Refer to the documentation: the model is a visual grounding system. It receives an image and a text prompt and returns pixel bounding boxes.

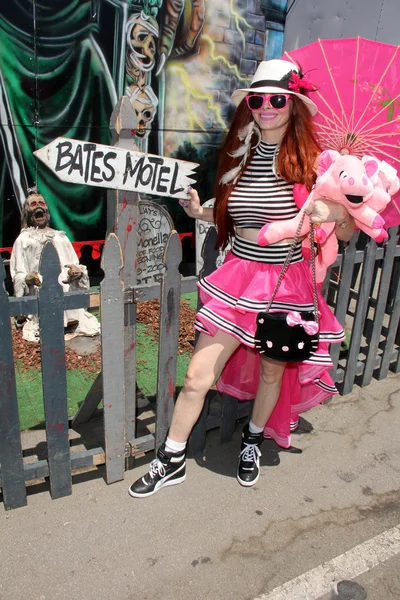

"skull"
[129,85,159,140]
[126,12,159,73]
[22,193,50,229]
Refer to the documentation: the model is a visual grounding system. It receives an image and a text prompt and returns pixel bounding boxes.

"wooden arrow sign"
[34,137,198,199]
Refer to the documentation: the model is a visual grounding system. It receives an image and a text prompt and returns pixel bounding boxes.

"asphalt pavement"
[1,373,400,600]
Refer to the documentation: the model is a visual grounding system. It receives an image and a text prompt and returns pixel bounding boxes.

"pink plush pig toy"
[258,150,390,246]
[257,150,396,283]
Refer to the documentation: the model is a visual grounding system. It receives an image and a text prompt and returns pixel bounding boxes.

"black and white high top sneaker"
[128,444,186,498]
[237,424,263,487]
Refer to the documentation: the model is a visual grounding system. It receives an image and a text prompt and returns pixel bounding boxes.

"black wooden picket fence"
[1,226,400,510]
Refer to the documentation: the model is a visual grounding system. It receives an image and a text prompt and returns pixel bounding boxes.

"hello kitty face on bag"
[254,311,319,363]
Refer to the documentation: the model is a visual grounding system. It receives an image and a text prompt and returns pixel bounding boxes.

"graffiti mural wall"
[0,0,269,247]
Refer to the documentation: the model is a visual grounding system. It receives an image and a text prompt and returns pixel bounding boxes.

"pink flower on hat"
[288,71,314,94]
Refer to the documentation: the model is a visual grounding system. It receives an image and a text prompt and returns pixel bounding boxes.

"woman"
[129,59,354,498]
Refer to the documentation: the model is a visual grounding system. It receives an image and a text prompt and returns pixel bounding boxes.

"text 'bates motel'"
[34,138,198,200]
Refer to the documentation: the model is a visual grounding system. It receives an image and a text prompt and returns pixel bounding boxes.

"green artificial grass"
[16,368,99,431]
[181,291,198,310]
[136,292,197,397]
[16,292,198,431]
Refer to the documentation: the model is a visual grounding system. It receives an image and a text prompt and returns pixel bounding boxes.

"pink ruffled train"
[194,251,345,448]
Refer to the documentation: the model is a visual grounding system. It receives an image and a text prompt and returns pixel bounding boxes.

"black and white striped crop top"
[227,141,303,264]
[227,141,298,227]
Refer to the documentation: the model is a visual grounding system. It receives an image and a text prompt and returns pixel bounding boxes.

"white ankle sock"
[248,421,264,434]
[165,437,187,454]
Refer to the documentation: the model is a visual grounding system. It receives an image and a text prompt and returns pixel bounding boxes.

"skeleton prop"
[11,194,100,342]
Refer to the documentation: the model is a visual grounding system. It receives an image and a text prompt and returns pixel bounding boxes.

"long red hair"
[213,96,321,250]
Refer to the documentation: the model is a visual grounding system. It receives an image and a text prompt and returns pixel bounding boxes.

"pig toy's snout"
[342,174,372,204]
[349,177,369,186]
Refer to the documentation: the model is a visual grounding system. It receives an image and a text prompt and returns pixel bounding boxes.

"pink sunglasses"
[245,93,291,111]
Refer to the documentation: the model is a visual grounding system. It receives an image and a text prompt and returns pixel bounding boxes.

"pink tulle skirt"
[195,251,345,448]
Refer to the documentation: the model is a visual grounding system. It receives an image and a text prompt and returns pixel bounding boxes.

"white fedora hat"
[231,59,318,116]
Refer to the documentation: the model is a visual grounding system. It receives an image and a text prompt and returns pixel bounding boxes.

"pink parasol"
[284,37,400,227]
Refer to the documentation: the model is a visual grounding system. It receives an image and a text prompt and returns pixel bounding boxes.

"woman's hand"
[178,188,215,222]
[305,198,355,241]
[178,187,204,219]
[305,198,348,224]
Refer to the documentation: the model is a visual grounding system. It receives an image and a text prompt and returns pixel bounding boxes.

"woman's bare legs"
[169,342,285,442]
[130,336,287,495]
[128,330,241,497]
[169,340,285,442]
[168,330,241,442]
[251,356,286,427]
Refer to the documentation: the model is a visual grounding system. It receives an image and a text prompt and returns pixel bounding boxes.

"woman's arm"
[178,188,215,222]
[334,214,356,241]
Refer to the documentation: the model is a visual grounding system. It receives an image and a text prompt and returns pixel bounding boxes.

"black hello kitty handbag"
[255,210,320,362]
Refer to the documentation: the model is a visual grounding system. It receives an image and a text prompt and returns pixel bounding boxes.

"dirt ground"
[12,298,196,373]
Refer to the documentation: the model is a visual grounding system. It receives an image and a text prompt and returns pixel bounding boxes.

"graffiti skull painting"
[0,0,270,246]
[128,85,159,139]
[126,12,159,73]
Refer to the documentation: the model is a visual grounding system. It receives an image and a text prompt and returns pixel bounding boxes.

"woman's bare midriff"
[235,227,295,245]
